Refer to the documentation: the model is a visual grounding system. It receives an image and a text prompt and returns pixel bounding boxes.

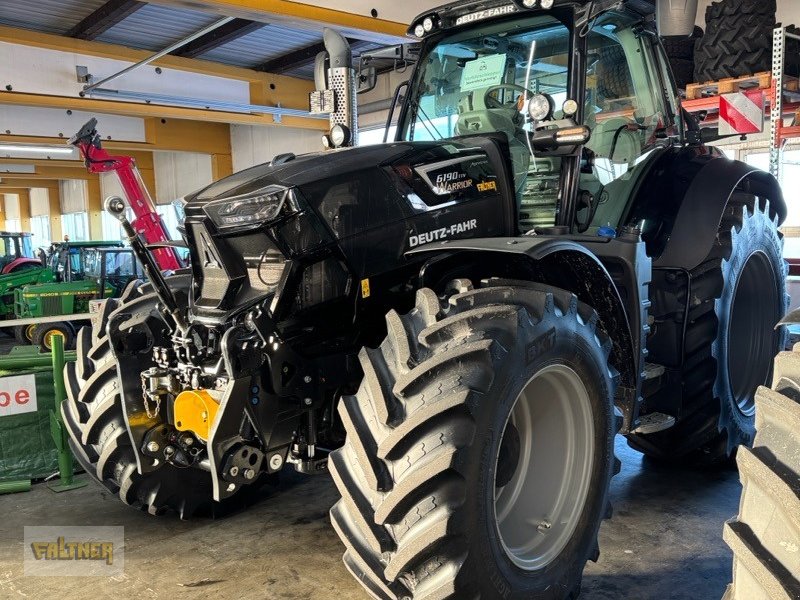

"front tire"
[330,280,619,599]
[33,322,75,351]
[62,277,249,517]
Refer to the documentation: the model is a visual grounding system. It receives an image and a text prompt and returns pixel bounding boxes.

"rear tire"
[724,345,800,599]
[330,280,619,599]
[14,324,35,345]
[62,277,250,517]
[628,195,787,465]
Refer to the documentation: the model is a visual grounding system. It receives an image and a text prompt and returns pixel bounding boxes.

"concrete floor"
[0,438,739,600]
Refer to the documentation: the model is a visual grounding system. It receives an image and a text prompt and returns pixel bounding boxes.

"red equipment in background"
[68,119,182,271]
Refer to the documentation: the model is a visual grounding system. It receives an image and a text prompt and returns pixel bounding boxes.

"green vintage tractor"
[14,245,141,350]
[5,241,125,344]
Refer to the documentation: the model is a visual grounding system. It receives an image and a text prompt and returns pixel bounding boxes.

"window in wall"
[156,204,181,239]
[30,215,51,245]
[62,213,89,241]
[358,126,398,146]
[101,207,133,242]
[746,150,800,257]
[5,219,20,233]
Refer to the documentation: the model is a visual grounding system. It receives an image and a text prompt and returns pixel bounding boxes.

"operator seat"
[454,88,531,204]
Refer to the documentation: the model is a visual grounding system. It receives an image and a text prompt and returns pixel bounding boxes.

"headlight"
[528,93,554,121]
[203,185,290,231]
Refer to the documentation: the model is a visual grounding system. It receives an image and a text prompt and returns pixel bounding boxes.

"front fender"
[409,235,646,432]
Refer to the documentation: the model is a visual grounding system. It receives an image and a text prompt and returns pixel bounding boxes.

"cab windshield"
[402,11,676,232]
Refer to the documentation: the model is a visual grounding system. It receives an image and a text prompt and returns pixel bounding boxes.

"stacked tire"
[661,26,703,91]
[724,345,800,599]
[694,0,776,83]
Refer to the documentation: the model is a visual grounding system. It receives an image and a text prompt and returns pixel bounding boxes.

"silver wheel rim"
[494,364,595,571]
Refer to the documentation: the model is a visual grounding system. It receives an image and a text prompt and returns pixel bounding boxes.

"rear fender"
[653,156,786,270]
[2,258,42,274]
[411,236,645,432]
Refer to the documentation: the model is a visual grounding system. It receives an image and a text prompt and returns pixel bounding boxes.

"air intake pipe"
[309,28,358,148]
[656,0,698,37]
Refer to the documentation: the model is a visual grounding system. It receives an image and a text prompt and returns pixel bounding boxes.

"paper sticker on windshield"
[461,54,506,92]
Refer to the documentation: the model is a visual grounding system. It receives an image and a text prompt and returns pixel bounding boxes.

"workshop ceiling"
[0,0,386,79]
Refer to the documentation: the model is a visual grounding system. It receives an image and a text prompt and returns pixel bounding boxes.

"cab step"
[632,412,676,435]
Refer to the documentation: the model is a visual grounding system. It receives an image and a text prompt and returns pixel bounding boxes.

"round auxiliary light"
[528,93,554,122]
[562,98,579,117]
[321,134,333,149]
[330,124,351,148]
[522,0,537,7]
[540,0,554,8]
[423,16,435,32]
[414,23,426,37]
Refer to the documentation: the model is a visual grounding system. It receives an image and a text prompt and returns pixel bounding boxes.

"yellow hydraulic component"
[173,389,220,442]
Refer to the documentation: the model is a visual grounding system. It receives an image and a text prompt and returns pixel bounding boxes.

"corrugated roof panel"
[0,0,107,35]
[94,3,219,51]
[200,24,322,69]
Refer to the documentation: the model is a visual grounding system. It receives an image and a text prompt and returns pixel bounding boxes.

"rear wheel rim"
[24,324,36,341]
[727,250,781,416]
[494,364,595,571]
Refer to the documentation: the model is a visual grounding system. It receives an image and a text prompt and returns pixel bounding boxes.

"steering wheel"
[483,84,535,110]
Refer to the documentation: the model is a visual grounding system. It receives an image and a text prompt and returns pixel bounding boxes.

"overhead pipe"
[83,16,235,93]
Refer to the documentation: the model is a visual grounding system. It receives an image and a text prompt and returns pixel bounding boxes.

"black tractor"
[63,0,788,598]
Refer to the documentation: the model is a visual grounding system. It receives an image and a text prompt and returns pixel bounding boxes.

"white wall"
[59,179,87,214]
[3,194,19,220]
[29,188,49,217]
[153,151,213,203]
[230,125,323,172]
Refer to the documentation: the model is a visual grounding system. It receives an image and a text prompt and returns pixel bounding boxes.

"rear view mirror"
[357,66,378,94]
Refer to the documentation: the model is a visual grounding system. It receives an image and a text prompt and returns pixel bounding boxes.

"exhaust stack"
[656,0,698,37]
[309,28,358,148]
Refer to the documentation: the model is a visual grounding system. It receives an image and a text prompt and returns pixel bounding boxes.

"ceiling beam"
[171,18,266,58]
[144,0,406,40]
[258,38,372,74]
[65,0,146,40]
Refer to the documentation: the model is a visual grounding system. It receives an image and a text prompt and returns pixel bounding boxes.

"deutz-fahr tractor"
[16,244,140,350]
[63,0,788,598]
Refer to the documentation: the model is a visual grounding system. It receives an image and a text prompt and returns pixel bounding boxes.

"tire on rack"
[33,322,75,351]
[61,275,249,517]
[723,345,800,599]
[694,13,775,82]
[628,194,788,465]
[669,58,696,91]
[329,279,620,600]
[661,26,703,61]
[705,0,776,21]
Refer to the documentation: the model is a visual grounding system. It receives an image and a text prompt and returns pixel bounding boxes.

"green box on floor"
[0,347,75,481]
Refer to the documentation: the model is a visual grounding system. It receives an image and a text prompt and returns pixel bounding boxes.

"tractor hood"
[181,137,517,323]
[0,267,48,294]
[185,143,422,208]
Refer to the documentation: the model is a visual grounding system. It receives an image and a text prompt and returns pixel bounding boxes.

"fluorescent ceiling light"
[0,144,75,155]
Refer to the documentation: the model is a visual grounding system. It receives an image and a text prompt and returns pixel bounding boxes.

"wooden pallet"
[685,71,772,100]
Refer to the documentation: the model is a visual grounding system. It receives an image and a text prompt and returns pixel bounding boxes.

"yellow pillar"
[0,194,6,230]
[211,153,233,179]
[17,189,31,233]
[86,177,102,240]
[46,183,62,242]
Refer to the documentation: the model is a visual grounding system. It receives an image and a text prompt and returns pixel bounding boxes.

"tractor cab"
[0,232,40,274]
[399,0,682,235]
[47,240,124,283]
[83,247,141,299]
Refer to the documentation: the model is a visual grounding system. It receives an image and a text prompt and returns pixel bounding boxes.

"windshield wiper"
[409,96,444,140]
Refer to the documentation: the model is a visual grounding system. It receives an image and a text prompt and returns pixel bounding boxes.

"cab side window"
[580,19,674,230]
